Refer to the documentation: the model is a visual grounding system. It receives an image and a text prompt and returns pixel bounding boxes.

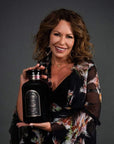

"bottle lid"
[26,69,40,80]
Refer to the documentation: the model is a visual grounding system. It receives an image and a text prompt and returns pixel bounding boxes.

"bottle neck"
[27,69,41,80]
[30,73,40,80]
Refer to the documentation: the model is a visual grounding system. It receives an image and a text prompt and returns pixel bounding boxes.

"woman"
[9,9,102,144]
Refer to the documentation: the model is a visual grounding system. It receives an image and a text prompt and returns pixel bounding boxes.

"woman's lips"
[55,46,67,53]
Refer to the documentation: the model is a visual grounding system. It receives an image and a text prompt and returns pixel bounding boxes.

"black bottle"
[22,69,50,123]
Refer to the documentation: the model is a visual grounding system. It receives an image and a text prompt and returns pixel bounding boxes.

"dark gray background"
[0,0,114,143]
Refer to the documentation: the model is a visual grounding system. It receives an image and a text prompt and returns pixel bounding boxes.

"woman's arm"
[16,122,52,132]
[85,63,102,121]
[16,83,23,121]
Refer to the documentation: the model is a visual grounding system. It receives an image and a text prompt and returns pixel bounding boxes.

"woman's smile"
[55,46,67,53]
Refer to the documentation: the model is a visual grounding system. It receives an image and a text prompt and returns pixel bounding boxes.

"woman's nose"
[59,36,66,45]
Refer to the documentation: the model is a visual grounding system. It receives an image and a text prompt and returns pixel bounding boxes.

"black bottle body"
[22,79,50,123]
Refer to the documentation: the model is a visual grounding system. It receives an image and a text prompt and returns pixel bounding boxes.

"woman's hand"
[20,63,47,87]
[16,122,29,127]
[16,122,52,132]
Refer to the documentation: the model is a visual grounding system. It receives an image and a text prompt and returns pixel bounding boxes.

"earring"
[46,46,51,56]
[69,49,74,62]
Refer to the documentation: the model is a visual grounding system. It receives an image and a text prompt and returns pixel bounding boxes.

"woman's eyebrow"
[53,30,73,35]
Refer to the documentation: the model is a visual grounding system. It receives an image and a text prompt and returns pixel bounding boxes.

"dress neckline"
[52,70,74,92]
[47,61,76,92]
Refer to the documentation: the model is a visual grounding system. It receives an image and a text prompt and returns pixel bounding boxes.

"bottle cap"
[26,69,40,80]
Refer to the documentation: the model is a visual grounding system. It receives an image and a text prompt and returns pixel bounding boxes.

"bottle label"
[25,90,41,117]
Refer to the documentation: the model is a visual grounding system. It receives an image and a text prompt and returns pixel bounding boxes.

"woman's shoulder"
[71,60,97,78]
[74,60,95,71]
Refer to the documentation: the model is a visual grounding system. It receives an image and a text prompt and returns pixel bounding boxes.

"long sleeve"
[84,63,102,123]
[50,61,102,144]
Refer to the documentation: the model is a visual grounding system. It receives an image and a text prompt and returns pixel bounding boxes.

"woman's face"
[49,20,75,61]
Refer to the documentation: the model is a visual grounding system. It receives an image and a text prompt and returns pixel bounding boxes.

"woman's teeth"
[56,47,66,51]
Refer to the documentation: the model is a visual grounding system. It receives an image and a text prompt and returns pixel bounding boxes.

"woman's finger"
[21,64,39,78]
[23,64,40,73]
[16,122,29,128]
[39,65,45,70]
[41,74,48,79]
[21,63,47,82]
[23,63,45,74]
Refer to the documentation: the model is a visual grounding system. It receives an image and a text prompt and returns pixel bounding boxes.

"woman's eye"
[53,33,60,36]
[67,35,74,39]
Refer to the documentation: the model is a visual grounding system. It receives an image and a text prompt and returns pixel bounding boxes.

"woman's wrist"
[29,122,52,132]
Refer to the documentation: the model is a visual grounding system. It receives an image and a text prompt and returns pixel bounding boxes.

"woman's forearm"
[17,121,52,132]
[16,84,23,121]
[30,122,52,132]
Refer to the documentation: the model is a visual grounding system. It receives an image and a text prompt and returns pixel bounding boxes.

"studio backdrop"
[0,0,114,143]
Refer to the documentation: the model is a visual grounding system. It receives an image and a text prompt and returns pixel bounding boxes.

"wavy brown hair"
[33,8,93,62]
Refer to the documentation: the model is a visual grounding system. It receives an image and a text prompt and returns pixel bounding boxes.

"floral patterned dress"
[9,60,101,144]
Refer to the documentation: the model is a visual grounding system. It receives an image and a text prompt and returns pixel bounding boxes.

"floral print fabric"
[9,61,101,144]
[51,61,101,144]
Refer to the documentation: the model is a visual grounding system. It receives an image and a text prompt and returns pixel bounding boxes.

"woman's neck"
[51,56,71,67]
